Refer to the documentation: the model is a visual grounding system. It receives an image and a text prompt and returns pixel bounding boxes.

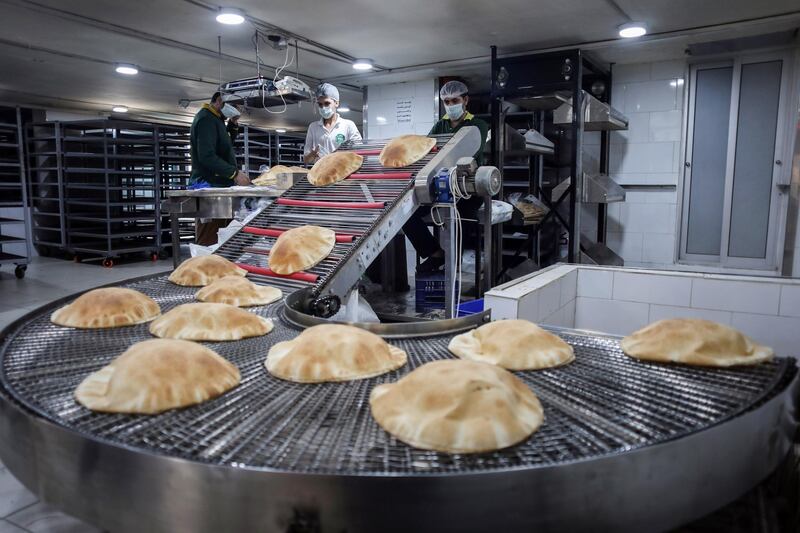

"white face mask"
[221,103,240,119]
[445,102,464,120]
[319,105,335,119]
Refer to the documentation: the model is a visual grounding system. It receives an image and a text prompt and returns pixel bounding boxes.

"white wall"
[364,79,437,139]
[589,59,687,268]
[486,264,800,358]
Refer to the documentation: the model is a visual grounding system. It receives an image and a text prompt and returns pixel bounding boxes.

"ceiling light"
[275,128,286,133]
[216,7,245,25]
[618,22,647,38]
[112,106,128,113]
[352,58,374,71]
[670,78,685,87]
[115,63,139,75]
[338,106,350,113]
[376,116,387,124]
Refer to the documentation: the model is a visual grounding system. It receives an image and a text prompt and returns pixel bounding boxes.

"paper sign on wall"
[395,98,413,124]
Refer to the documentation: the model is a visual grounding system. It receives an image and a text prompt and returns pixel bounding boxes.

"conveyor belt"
[215,135,452,295]
[0,274,792,474]
[0,274,797,533]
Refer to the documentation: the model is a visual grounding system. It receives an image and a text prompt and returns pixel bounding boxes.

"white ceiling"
[0,0,797,130]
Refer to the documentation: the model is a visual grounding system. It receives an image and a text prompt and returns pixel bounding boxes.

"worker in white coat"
[303,83,362,164]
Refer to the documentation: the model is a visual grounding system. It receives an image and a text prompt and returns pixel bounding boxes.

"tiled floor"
[0,257,171,532]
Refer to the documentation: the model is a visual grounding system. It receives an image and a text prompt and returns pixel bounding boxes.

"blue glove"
[188,180,211,190]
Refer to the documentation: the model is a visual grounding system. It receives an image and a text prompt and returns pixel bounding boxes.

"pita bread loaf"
[370,360,543,453]
[196,276,282,307]
[307,151,363,186]
[448,319,574,370]
[621,318,773,367]
[379,135,436,168]
[149,303,273,341]
[289,166,308,173]
[51,288,160,329]
[268,225,335,275]
[75,339,240,414]
[168,255,246,287]
[266,324,407,383]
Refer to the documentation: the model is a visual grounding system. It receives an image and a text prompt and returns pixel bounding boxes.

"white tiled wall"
[486,264,577,328]
[486,264,800,358]
[364,79,437,139]
[588,59,686,268]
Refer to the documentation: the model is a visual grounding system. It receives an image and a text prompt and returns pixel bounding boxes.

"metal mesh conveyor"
[0,274,794,473]
[0,273,797,532]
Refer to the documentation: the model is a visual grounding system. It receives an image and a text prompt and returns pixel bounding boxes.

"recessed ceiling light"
[112,106,128,113]
[376,116,387,124]
[618,22,647,38]
[352,58,374,71]
[216,7,245,25]
[115,63,139,75]
[338,106,350,113]
[275,128,286,133]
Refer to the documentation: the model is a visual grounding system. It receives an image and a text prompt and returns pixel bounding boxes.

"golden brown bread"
[369,359,544,453]
[75,339,240,414]
[621,318,773,367]
[195,276,282,307]
[448,319,574,370]
[51,287,160,329]
[149,303,273,341]
[307,151,363,186]
[268,225,335,275]
[168,255,246,287]
[265,324,407,382]
[379,135,436,168]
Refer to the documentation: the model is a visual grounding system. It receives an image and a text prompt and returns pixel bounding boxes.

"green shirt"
[189,104,238,187]
[429,112,488,165]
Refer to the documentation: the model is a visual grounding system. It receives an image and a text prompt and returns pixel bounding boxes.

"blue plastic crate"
[457,298,484,317]
[415,272,458,313]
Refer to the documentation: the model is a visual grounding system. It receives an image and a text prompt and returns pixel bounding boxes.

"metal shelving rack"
[26,119,167,266]
[490,47,616,276]
[0,106,31,278]
[273,133,305,166]
[234,125,272,177]
[26,121,65,256]
[155,124,193,253]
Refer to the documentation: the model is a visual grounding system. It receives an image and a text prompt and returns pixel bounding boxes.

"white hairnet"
[315,83,340,102]
[439,80,468,99]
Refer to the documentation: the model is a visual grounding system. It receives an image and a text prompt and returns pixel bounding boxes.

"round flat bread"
[307,151,363,186]
[266,324,407,383]
[379,135,436,168]
[149,303,273,341]
[621,318,773,367]
[51,287,160,329]
[448,319,574,370]
[370,359,544,453]
[168,255,246,287]
[289,166,308,173]
[268,225,335,275]
[75,339,240,414]
[196,276,282,307]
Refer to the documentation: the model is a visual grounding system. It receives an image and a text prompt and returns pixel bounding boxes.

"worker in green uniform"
[189,91,250,245]
[403,80,488,273]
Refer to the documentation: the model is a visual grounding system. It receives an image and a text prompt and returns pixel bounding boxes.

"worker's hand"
[234,170,251,186]
[304,145,320,164]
